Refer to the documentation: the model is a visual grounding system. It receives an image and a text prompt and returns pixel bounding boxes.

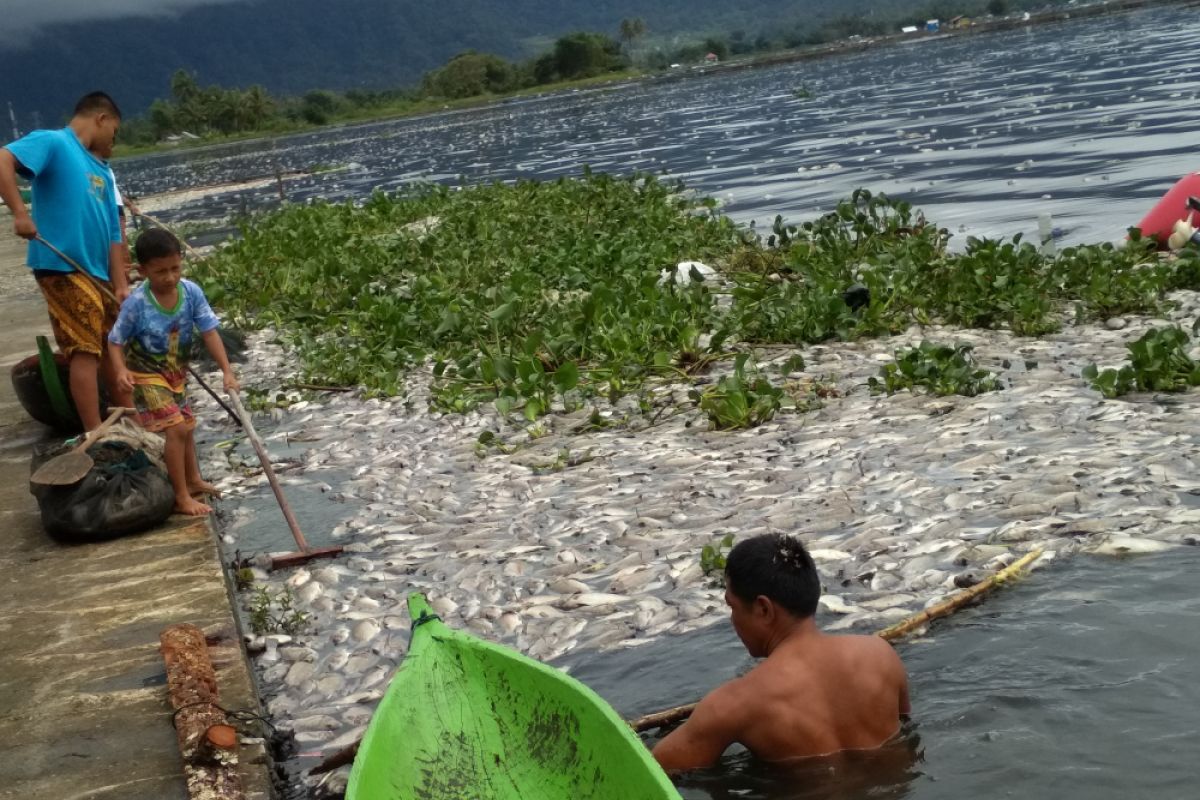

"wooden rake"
[226,388,342,569]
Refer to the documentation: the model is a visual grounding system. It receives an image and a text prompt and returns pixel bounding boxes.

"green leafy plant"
[700,533,736,584]
[1083,326,1200,398]
[869,341,1004,397]
[196,173,738,418]
[693,354,785,429]
[248,586,310,636]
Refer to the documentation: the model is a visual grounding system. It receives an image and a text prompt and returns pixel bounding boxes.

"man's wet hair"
[725,533,820,618]
[73,91,122,120]
[135,228,182,265]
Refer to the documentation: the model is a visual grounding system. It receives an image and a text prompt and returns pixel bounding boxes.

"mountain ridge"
[3,0,827,125]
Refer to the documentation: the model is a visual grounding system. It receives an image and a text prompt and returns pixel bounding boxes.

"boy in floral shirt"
[108,228,238,515]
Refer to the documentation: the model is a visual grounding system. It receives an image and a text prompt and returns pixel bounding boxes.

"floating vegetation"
[248,586,311,636]
[191,175,1200,421]
[1083,325,1200,398]
[700,533,736,584]
[869,341,1005,397]
[196,172,740,415]
[693,353,785,429]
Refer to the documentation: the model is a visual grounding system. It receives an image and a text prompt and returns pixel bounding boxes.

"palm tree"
[242,85,275,129]
[618,17,647,62]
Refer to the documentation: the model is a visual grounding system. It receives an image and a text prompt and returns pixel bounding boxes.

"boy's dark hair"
[725,533,820,618]
[135,228,182,265]
[73,91,122,120]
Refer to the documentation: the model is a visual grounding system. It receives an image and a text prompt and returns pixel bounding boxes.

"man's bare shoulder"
[703,670,758,709]
[827,632,901,653]
[824,633,906,676]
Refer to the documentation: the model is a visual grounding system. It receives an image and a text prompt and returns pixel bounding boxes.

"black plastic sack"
[31,440,175,542]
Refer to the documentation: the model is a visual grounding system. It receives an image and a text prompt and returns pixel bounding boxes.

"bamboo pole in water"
[628,548,1044,733]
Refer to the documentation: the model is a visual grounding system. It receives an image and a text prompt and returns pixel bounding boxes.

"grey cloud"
[0,0,248,46]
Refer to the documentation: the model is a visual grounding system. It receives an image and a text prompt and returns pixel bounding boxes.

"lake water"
[119,9,1200,247]
[560,551,1200,800]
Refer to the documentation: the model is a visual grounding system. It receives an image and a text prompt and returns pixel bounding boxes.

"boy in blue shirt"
[0,91,132,430]
[109,229,239,516]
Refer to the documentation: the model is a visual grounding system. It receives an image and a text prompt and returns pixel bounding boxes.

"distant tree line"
[641,0,1021,59]
[116,0,1048,146]
[422,31,627,99]
[118,28,631,145]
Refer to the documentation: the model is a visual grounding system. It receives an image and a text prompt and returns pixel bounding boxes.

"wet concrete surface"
[0,211,274,799]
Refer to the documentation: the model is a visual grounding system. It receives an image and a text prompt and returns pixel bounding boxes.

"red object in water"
[1135,172,1200,247]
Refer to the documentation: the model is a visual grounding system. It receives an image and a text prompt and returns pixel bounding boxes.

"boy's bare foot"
[175,495,212,516]
[188,480,221,499]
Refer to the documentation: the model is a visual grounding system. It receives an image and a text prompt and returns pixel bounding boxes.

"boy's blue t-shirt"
[4,127,122,281]
[108,279,221,388]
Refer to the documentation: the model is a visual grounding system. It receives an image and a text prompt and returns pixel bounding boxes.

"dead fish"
[431,596,459,617]
[818,594,861,615]
[558,592,630,609]
[296,582,325,605]
[351,619,381,643]
[1088,535,1175,557]
[808,548,853,562]
[523,605,565,619]
[549,578,590,595]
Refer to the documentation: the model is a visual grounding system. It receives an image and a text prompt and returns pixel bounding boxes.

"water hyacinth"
[191,176,1200,422]
[195,173,739,414]
[1083,325,1200,398]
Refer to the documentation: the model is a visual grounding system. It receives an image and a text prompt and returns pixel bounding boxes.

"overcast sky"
[0,0,248,45]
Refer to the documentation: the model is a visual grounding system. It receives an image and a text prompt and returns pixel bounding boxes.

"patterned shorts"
[35,272,119,358]
[133,381,195,433]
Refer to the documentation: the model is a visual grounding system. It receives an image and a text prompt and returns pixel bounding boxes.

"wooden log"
[628,548,1045,733]
[160,623,246,799]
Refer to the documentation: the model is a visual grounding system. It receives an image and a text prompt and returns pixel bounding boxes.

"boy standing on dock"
[108,228,238,516]
[0,91,133,429]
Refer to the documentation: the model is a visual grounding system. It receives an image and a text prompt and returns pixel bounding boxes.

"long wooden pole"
[133,210,204,258]
[227,388,311,551]
[628,548,1044,733]
[226,388,342,569]
[311,548,1045,774]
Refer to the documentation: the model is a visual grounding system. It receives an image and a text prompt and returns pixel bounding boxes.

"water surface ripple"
[561,551,1200,800]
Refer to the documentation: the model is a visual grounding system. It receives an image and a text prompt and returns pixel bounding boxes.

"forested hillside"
[1,0,993,124]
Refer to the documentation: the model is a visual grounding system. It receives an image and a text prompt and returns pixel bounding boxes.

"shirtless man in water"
[652,533,910,772]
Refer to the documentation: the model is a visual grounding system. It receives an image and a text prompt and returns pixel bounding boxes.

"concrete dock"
[0,212,273,799]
